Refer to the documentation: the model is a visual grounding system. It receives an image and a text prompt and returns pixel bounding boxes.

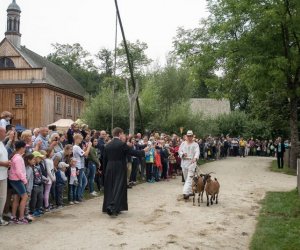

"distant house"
[190,98,231,117]
[0,0,85,129]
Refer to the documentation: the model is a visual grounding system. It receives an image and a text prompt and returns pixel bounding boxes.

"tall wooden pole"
[111,10,118,133]
[114,0,144,132]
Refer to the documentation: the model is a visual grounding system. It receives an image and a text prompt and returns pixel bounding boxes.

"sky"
[0,0,209,65]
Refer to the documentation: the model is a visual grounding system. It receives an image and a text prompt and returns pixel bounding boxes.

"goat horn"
[207,172,216,175]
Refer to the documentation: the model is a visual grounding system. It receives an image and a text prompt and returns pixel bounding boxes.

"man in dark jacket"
[275,137,285,168]
[102,127,148,217]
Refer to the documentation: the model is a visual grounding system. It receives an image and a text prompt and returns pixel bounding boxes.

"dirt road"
[0,157,296,250]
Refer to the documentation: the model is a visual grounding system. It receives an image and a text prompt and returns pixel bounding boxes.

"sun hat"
[58,162,69,169]
[32,151,45,158]
[186,130,193,136]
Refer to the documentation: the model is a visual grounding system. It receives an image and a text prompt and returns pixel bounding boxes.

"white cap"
[58,162,69,169]
[187,130,193,136]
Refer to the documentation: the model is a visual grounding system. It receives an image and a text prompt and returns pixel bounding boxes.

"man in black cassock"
[102,127,147,216]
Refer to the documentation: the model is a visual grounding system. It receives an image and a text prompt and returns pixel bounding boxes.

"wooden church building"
[0,0,85,129]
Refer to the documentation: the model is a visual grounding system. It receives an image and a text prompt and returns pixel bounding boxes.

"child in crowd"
[24,153,35,222]
[145,142,155,183]
[55,162,68,208]
[30,151,48,217]
[153,146,162,182]
[66,158,79,205]
[161,144,170,180]
[8,141,28,224]
[44,148,56,211]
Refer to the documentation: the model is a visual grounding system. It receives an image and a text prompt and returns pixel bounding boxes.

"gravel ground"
[0,157,296,250]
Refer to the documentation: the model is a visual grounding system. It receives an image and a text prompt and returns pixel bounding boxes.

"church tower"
[5,0,21,48]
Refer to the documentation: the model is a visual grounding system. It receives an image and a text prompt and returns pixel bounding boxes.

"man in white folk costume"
[179,130,200,199]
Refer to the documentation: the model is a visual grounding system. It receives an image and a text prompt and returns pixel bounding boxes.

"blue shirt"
[33,135,49,150]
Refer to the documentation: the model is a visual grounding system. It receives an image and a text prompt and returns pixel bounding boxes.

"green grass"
[197,159,213,165]
[270,160,296,176]
[250,190,300,250]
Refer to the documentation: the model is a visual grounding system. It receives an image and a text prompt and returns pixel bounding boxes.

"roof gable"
[0,38,85,98]
[0,38,20,57]
[0,38,31,68]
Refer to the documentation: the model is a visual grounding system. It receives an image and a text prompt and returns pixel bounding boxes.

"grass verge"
[198,159,213,165]
[270,160,296,176]
[250,189,300,250]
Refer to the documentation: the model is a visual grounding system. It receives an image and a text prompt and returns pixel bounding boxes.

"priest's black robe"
[102,138,145,214]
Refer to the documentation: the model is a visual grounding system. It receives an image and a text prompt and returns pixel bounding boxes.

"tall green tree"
[173,0,300,168]
[95,48,114,77]
[117,40,152,77]
[47,43,103,95]
[209,0,300,168]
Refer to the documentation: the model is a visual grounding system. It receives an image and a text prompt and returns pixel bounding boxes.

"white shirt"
[44,158,56,184]
[73,145,85,169]
[0,119,9,129]
[178,141,200,168]
[0,141,8,180]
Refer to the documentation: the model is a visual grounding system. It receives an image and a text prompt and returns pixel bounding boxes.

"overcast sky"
[0,0,208,65]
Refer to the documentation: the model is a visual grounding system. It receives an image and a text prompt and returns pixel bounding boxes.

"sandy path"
[0,157,296,250]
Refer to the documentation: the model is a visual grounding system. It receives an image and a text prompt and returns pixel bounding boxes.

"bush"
[83,87,129,131]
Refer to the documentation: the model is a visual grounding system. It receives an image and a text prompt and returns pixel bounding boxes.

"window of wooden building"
[55,95,62,114]
[14,93,24,108]
[0,57,15,68]
[67,98,72,116]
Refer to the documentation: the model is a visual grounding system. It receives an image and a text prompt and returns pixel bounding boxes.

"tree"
[47,43,103,95]
[208,0,300,168]
[173,25,251,110]
[117,40,152,77]
[95,48,114,77]
[47,43,92,71]
[83,86,128,130]
[173,0,300,168]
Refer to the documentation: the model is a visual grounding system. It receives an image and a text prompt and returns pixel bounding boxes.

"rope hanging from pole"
[114,0,144,132]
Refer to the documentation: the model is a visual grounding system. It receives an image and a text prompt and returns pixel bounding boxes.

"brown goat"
[191,174,206,206]
[205,175,220,206]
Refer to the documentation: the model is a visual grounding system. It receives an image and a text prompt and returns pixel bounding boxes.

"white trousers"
[182,162,196,195]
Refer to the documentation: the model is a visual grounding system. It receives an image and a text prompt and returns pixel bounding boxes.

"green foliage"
[172,0,300,148]
[117,40,152,77]
[215,111,271,139]
[83,87,128,131]
[250,190,300,250]
[47,43,103,95]
[95,48,114,77]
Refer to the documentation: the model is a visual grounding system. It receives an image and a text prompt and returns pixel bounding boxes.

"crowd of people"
[197,136,289,160]
[0,112,288,225]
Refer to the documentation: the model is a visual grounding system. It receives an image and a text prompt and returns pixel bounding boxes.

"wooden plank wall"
[0,69,43,80]
[41,88,83,127]
[0,86,84,129]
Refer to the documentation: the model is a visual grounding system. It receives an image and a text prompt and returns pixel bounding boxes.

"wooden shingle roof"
[16,46,85,98]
